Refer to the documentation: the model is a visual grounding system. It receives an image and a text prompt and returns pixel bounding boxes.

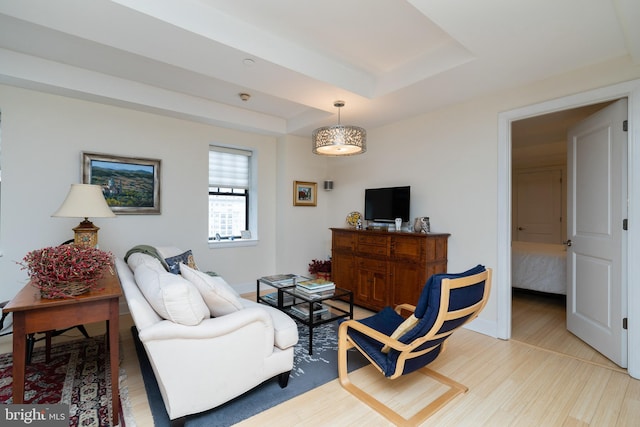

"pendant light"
[312,101,366,156]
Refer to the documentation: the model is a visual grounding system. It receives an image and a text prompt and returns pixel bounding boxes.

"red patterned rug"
[0,335,130,426]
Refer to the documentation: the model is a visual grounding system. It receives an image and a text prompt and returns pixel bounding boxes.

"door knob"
[563,240,572,246]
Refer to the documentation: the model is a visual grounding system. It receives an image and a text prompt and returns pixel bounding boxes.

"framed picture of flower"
[293,181,317,206]
[82,152,161,214]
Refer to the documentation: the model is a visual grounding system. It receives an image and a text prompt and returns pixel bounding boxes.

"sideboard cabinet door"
[332,230,356,293]
[355,257,388,311]
[390,261,425,308]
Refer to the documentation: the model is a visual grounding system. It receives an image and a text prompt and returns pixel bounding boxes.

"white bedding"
[511,241,567,295]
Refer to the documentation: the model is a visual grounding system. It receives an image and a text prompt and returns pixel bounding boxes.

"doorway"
[495,78,640,379]
[510,102,617,364]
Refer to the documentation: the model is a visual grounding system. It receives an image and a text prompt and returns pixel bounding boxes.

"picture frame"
[82,152,161,214]
[293,181,317,206]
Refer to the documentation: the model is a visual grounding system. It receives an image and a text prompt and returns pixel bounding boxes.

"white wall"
[275,134,332,277]
[322,56,640,337]
[0,85,278,301]
[325,101,500,329]
[1,56,639,339]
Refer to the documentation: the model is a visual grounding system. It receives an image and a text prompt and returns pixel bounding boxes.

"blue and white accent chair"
[338,265,492,426]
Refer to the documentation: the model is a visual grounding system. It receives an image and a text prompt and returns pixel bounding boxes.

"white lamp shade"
[52,184,116,218]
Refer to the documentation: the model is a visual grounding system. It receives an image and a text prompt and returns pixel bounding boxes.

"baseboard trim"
[464,317,498,339]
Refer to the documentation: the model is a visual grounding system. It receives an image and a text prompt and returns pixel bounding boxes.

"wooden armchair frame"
[338,269,492,426]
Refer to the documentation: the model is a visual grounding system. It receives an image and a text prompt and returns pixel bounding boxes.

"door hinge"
[623,120,628,132]
[623,218,628,230]
[623,317,628,330]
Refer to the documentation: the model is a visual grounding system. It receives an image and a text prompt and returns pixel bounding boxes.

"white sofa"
[115,247,299,421]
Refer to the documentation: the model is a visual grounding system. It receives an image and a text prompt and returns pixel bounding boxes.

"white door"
[566,99,628,367]
[515,169,563,243]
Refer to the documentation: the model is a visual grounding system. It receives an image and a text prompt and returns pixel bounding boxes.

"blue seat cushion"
[342,306,404,375]
[399,265,486,345]
[414,264,486,319]
[344,306,443,377]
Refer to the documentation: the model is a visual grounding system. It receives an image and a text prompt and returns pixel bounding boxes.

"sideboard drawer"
[391,235,425,262]
[357,234,388,246]
[357,234,389,256]
[357,257,387,273]
[357,244,389,256]
[333,231,355,251]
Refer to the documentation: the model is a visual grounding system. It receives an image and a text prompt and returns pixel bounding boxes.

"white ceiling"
[0,0,638,137]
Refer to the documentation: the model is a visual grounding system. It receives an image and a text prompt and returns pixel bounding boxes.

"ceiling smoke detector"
[239,93,251,101]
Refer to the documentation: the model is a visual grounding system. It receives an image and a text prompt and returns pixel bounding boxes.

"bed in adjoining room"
[511,241,567,295]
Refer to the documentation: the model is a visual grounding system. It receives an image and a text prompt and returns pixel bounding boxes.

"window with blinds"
[208,146,251,240]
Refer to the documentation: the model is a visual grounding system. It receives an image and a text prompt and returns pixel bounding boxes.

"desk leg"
[109,299,120,426]
[12,314,26,404]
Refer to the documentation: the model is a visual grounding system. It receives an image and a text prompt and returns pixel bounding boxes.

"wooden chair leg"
[24,324,91,364]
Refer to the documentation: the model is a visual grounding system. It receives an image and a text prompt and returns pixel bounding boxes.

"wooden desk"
[3,267,122,425]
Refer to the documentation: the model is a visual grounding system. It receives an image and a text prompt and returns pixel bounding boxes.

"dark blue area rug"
[132,321,369,426]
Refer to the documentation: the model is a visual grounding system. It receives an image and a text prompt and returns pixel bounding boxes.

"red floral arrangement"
[308,258,331,275]
[18,245,113,298]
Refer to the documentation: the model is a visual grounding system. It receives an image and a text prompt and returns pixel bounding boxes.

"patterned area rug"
[136,321,369,426]
[0,335,133,427]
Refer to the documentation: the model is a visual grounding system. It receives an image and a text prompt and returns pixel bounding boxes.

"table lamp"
[52,184,116,247]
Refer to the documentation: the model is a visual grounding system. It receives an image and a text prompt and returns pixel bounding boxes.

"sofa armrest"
[240,299,298,349]
[138,307,275,353]
[138,306,291,420]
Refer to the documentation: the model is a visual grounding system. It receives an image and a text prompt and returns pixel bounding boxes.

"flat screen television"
[364,186,410,223]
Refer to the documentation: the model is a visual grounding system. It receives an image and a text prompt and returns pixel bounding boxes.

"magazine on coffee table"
[290,303,328,319]
[261,291,294,306]
[259,274,309,288]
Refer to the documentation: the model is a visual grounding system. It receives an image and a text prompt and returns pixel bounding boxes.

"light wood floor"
[1,294,638,427]
[511,289,622,371]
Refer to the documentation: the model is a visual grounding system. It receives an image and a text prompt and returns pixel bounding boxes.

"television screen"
[364,186,410,222]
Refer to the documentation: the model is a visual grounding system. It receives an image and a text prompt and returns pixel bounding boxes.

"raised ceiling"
[0,0,638,137]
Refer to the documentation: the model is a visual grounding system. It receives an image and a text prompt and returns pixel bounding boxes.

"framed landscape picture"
[293,181,317,206]
[82,152,161,214]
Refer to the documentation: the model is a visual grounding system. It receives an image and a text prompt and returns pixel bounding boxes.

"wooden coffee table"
[2,266,122,425]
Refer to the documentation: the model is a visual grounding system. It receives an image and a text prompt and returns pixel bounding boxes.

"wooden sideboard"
[331,228,449,311]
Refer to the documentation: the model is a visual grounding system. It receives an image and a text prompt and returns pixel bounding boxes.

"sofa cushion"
[164,249,198,275]
[240,299,298,350]
[180,264,244,317]
[134,264,209,326]
[127,252,166,273]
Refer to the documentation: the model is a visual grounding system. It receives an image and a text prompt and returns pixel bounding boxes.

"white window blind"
[209,146,251,189]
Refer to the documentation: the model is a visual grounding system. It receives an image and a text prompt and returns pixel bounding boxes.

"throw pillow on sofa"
[180,264,244,317]
[126,252,166,273]
[164,249,198,274]
[134,264,209,326]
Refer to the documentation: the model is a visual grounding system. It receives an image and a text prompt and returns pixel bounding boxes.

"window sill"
[208,239,258,249]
